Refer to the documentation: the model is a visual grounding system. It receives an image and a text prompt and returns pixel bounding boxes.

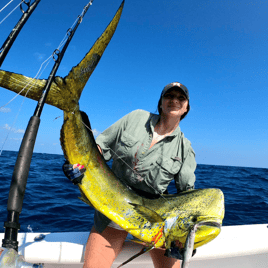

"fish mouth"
[164,221,222,260]
[196,221,222,228]
[193,221,222,249]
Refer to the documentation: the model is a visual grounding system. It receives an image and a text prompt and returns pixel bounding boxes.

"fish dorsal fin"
[129,203,164,223]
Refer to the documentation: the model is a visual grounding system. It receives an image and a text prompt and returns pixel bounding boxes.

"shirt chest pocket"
[120,131,139,146]
[116,131,139,156]
[156,156,182,175]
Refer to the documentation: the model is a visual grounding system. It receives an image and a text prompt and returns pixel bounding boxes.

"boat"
[1,224,268,267]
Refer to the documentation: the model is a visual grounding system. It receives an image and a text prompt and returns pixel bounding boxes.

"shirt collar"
[149,113,181,137]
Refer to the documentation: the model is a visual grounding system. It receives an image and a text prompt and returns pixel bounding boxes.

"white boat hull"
[1,224,268,267]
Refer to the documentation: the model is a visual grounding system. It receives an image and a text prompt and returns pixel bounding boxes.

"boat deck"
[1,224,268,267]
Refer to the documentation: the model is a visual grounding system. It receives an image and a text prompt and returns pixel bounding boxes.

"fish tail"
[0,1,125,112]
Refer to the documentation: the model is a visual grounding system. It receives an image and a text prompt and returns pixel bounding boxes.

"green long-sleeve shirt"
[96,109,196,194]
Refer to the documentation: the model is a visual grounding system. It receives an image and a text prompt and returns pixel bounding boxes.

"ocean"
[0,150,268,233]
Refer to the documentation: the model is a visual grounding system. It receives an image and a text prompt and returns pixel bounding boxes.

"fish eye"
[192,216,197,222]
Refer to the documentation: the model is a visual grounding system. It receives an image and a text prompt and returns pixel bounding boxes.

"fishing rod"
[0,0,41,67]
[2,0,94,254]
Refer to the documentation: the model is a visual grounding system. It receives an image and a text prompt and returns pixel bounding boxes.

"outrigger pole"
[0,0,41,67]
[2,0,94,252]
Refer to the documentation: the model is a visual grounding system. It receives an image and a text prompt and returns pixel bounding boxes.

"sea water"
[0,150,268,233]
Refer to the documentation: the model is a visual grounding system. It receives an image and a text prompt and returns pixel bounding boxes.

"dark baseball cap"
[161,82,189,100]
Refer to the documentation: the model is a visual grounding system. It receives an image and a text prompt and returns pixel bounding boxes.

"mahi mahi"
[0,0,224,261]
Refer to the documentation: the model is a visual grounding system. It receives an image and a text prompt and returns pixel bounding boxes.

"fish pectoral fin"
[117,246,154,268]
[129,203,164,223]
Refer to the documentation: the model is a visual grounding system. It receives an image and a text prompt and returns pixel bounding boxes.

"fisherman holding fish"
[0,1,223,264]
[67,82,196,268]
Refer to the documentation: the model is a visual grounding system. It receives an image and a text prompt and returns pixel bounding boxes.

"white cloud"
[3,124,11,130]
[92,129,100,137]
[10,138,22,141]
[3,124,25,134]
[0,107,11,113]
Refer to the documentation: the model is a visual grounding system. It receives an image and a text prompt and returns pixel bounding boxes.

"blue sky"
[0,0,267,168]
